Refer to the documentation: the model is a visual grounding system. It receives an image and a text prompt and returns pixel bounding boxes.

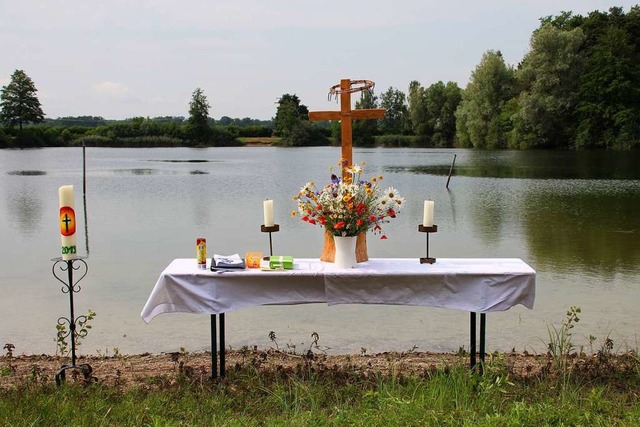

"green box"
[269,255,293,270]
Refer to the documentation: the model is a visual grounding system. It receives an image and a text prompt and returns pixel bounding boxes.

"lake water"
[1,147,639,357]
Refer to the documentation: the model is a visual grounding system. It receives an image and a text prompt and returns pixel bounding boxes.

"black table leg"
[210,313,227,379]
[220,313,226,378]
[470,312,487,373]
[480,313,486,370]
[211,314,217,379]
[470,312,477,370]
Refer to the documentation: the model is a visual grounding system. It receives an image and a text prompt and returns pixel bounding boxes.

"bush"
[210,127,242,146]
[282,122,330,146]
[12,127,51,147]
[0,127,13,148]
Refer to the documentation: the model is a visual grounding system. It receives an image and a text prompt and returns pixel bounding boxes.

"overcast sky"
[1,1,637,120]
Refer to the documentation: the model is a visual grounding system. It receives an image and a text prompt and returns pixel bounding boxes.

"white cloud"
[91,81,132,100]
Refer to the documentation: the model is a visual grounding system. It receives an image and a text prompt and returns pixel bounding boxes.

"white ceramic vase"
[333,235,357,269]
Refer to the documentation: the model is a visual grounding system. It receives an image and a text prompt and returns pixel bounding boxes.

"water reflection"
[522,184,640,277]
[7,191,43,236]
[148,159,218,163]
[118,168,159,175]
[7,170,47,176]
[445,189,459,227]
[395,150,640,180]
[469,185,507,245]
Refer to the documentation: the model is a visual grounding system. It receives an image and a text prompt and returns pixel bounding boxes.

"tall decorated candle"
[59,185,77,260]
[422,200,434,227]
[263,199,274,227]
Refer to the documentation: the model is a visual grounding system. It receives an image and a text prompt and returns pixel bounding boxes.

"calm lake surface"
[1,147,639,356]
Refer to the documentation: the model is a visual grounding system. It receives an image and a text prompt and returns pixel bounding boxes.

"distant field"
[238,136,281,146]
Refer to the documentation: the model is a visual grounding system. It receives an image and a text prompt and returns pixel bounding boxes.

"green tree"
[425,82,462,147]
[379,87,409,135]
[409,81,462,147]
[185,87,212,145]
[574,9,640,149]
[407,80,428,139]
[455,51,515,148]
[511,24,585,148]
[273,94,309,139]
[0,69,45,131]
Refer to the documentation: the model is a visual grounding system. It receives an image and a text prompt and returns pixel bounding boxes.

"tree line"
[2,7,639,149]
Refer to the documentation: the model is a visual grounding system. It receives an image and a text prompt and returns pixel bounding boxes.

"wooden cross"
[309,79,385,177]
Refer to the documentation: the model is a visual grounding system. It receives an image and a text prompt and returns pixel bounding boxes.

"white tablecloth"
[141,258,535,323]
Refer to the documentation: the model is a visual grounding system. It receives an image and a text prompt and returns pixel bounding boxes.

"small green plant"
[546,306,581,374]
[3,343,14,358]
[55,309,96,356]
[268,331,279,351]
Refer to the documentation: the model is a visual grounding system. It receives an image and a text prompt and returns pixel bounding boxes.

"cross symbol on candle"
[62,213,71,233]
[60,206,76,236]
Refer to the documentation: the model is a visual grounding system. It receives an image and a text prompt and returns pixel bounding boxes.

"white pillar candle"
[263,199,274,227]
[59,185,77,260]
[422,200,434,227]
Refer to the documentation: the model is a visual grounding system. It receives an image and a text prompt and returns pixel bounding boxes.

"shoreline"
[1,349,549,389]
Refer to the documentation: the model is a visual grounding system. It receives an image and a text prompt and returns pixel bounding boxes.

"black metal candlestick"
[260,224,280,256]
[51,257,96,385]
[417,224,438,264]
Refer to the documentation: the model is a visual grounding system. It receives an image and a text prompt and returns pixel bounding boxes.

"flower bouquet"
[293,161,404,263]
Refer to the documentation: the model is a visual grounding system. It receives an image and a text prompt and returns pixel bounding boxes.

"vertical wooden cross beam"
[309,79,385,177]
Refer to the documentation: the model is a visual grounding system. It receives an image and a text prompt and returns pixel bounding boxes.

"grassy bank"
[2,349,640,426]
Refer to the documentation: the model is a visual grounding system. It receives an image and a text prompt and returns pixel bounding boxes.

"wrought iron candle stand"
[51,256,96,385]
[260,224,280,256]
[417,224,438,264]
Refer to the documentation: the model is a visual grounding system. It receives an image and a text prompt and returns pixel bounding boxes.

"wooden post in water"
[446,154,457,189]
[82,142,89,256]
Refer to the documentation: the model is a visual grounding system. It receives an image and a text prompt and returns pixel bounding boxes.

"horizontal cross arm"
[308,111,342,121]
[351,109,386,119]
[309,108,386,122]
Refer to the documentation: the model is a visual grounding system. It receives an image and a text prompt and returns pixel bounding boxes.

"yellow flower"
[291,210,297,217]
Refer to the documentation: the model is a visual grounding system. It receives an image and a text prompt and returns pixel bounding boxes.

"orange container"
[245,251,263,268]
[196,238,207,268]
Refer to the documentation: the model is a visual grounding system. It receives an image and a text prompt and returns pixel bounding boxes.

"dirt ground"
[0,349,550,389]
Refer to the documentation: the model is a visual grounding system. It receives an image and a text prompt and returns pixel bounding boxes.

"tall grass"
[3,307,640,425]
[2,356,640,426]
